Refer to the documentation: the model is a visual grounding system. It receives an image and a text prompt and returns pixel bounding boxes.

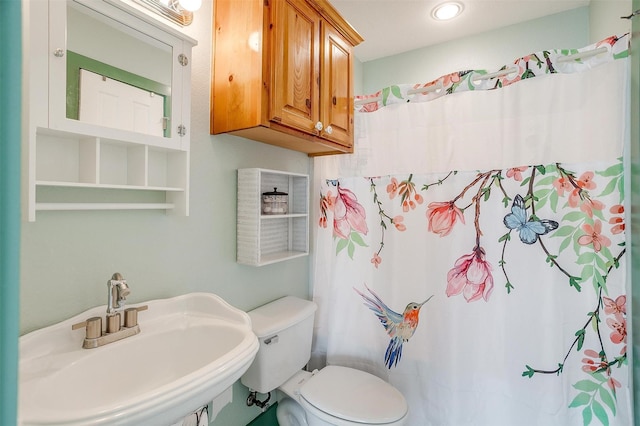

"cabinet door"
[270,0,320,134]
[320,22,353,148]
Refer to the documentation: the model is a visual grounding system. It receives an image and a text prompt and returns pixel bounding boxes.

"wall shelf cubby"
[31,127,188,215]
[237,168,309,266]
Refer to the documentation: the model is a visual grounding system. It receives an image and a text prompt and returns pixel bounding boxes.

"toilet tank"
[241,296,317,394]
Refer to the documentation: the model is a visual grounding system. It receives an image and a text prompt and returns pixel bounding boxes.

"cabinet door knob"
[315,121,323,131]
[332,96,337,106]
[53,48,65,58]
[325,125,333,135]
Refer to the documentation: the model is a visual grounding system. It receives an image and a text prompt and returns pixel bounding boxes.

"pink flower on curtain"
[446,246,493,302]
[576,171,597,190]
[603,295,626,317]
[397,176,423,212]
[506,166,528,181]
[577,220,611,252]
[579,197,604,218]
[319,190,335,228]
[609,204,625,234]
[581,349,607,373]
[393,215,406,231]
[553,176,573,196]
[371,253,382,268]
[333,185,368,240]
[427,201,465,237]
[607,316,627,345]
[387,178,400,199]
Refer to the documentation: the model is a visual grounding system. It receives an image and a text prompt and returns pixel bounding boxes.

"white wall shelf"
[237,168,309,266]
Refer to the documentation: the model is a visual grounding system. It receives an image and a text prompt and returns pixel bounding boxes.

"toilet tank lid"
[248,296,317,338]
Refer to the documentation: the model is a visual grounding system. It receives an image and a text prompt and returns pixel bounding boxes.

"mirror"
[66,1,173,137]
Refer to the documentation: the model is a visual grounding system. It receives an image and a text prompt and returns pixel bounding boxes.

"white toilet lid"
[299,366,408,424]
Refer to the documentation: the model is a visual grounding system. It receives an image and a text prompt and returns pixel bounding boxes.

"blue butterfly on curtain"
[503,194,558,244]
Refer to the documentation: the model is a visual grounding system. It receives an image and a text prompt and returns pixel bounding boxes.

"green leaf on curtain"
[522,365,535,378]
[536,175,556,186]
[535,165,546,174]
[498,232,511,242]
[545,254,557,266]
[558,235,572,253]
[350,232,368,247]
[553,225,575,238]
[576,252,595,264]
[599,178,619,198]
[482,187,491,201]
[390,85,403,100]
[573,379,599,392]
[505,281,513,293]
[597,163,623,177]
[533,190,549,210]
[592,207,605,221]
[618,176,625,196]
[575,329,586,350]
[550,190,559,212]
[594,255,607,272]
[382,87,390,105]
[569,392,591,407]
[336,238,348,255]
[592,400,609,426]
[347,241,355,259]
[563,211,586,222]
[581,406,593,425]
[522,69,536,80]
[614,50,629,60]
[569,276,582,291]
[593,269,606,293]
[599,387,617,415]
[580,265,594,282]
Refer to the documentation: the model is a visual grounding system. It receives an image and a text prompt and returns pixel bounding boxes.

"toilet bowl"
[277,368,408,426]
[240,296,408,426]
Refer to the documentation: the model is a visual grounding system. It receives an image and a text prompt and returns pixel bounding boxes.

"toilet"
[241,296,408,426]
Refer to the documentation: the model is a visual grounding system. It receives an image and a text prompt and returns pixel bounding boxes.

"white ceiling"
[331,0,591,62]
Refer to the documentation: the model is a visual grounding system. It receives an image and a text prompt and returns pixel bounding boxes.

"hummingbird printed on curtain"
[355,284,433,368]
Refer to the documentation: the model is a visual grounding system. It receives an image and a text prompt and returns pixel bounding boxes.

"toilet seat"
[298,366,408,425]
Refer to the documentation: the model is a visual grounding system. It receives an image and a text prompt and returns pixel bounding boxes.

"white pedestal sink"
[18,293,259,426]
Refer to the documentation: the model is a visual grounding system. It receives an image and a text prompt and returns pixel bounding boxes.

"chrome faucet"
[107,272,130,316]
[72,272,148,349]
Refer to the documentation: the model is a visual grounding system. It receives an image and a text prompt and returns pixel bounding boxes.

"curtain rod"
[354,46,609,106]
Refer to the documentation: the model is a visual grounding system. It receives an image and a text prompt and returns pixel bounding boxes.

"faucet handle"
[124,305,148,328]
[71,317,102,339]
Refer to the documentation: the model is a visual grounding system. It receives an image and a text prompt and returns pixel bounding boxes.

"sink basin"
[18,293,259,426]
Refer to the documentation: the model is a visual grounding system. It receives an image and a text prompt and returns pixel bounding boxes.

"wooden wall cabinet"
[211,0,363,156]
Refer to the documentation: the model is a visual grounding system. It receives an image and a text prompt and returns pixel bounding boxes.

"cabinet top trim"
[308,0,364,46]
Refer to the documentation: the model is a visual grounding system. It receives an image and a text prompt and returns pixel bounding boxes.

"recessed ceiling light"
[431,2,464,21]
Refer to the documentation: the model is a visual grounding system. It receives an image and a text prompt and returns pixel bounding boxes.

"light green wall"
[1,1,22,425]
[360,2,631,95]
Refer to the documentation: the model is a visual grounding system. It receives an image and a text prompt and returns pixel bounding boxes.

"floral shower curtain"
[311,35,631,425]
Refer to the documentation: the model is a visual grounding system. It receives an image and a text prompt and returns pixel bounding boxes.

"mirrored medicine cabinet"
[25,0,197,221]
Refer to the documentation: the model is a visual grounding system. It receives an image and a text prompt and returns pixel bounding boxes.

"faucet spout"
[107,272,130,315]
